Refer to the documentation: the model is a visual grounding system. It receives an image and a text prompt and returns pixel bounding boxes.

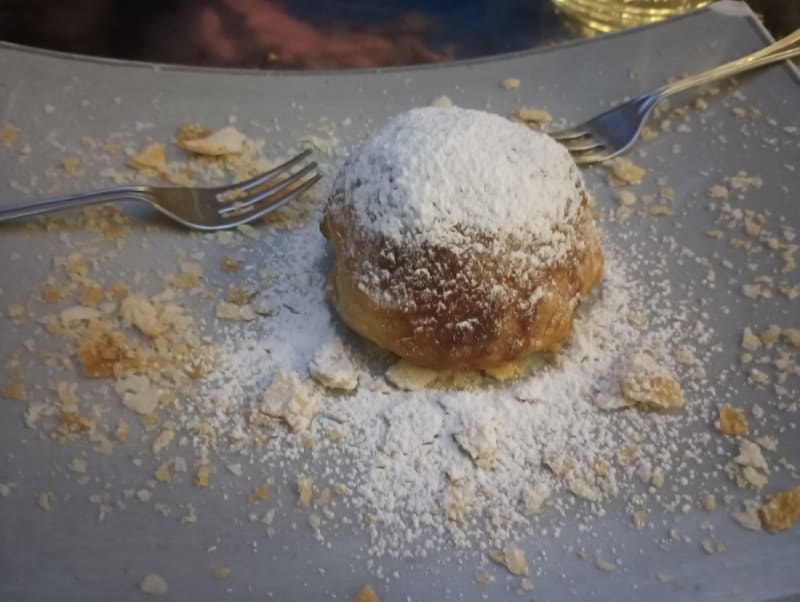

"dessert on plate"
[321,106,603,370]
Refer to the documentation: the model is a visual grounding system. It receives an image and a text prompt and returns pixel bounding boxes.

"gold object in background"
[552,0,711,33]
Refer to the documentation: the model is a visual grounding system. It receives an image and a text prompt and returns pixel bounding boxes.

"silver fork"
[551,28,800,164]
[0,149,321,231]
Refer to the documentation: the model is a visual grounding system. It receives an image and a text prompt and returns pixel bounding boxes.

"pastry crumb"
[484,362,519,381]
[616,190,637,206]
[619,353,683,411]
[297,475,313,508]
[152,428,175,455]
[261,371,317,432]
[649,205,673,217]
[224,284,255,306]
[352,585,378,602]
[760,324,781,345]
[115,419,129,444]
[220,256,242,273]
[760,485,800,532]
[2,383,26,400]
[213,567,231,580]
[248,483,269,504]
[454,412,498,470]
[783,328,800,347]
[474,568,494,587]
[37,491,53,511]
[701,539,724,555]
[594,552,617,572]
[175,122,213,145]
[522,482,552,516]
[735,439,768,473]
[68,457,88,474]
[180,126,246,156]
[514,107,552,126]
[140,573,168,596]
[216,301,256,321]
[194,465,210,488]
[430,95,454,108]
[545,453,574,477]
[129,143,167,174]
[0,125,18,145]
[718,405,748,436]
[741,327,762,351]
[385,360,438,391]
[309,342,359,391]
[155,463,171,483]
[730,439,769,491]
[632,510,648,528]
[502,543,528,576]
[609,158,645,185]
[61,158,84,177]
[489,543,529,576]
[732,499,763,531]
[500,78,520,91]
[8,304,26,319]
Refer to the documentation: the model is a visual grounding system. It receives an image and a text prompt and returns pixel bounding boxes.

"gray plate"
[1,3,799,601]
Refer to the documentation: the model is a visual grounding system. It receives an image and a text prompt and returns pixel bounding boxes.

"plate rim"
[0,3,791,81]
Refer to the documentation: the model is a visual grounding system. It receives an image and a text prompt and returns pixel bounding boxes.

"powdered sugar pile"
[332,107,583,251]
[187,224,687,557]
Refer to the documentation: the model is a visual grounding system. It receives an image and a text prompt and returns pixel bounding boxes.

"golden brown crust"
[321,195,603,370]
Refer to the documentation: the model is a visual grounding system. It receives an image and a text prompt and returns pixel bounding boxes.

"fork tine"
[548,127,591,141]
[558,137,606,153]
[223,173,322,226]
[219,162,319,215]
[231,149,313,193]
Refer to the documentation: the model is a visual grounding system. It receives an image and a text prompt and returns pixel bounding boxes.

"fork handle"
[655,28,800,99]
[0,186,151,222]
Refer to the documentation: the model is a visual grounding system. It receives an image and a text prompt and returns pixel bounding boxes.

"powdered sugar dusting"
[335,107,583,251]
[323,107,600,368]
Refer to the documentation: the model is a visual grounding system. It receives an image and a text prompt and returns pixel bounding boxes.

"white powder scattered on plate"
[191,229,682,557]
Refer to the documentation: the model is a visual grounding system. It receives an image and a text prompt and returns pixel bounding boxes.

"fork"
[0,149,321,231]
[551,28,800,164]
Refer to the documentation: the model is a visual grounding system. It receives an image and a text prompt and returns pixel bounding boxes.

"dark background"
[0,0,797,69]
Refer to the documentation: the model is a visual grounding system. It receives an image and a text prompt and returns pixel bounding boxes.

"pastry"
[321,107,603,370]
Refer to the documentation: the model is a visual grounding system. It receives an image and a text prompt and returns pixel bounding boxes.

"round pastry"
[320,107,603,370]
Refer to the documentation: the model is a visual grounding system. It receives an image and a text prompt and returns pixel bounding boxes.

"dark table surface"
[0,0,797,69]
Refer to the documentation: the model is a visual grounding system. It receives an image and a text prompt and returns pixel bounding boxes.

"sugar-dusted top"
[335,106,584,249]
